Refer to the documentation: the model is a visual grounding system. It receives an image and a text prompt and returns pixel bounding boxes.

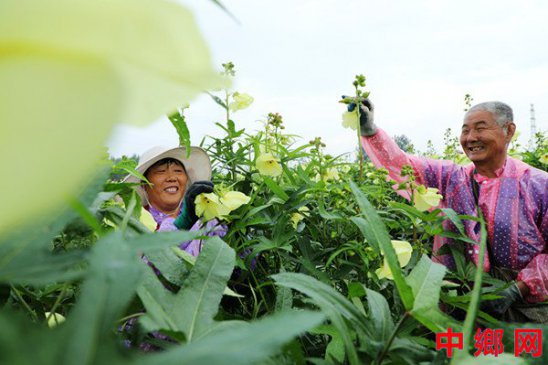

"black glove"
[174,180,214,229]
[481,282,522,317]
[344,97,377,136]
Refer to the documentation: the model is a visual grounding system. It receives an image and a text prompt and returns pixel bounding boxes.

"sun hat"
[124,146,212,206]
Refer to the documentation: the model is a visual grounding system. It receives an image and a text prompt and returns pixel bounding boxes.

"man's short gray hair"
[466,101,514,128]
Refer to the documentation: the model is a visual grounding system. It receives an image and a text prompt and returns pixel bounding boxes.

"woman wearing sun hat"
[125,145,226,256]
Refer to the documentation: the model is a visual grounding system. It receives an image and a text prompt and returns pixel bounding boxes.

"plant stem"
[375,312,410,364]
[355,88,363,181]
[46,283,70,324]
[10,285,38,322]
[453,212,487,363]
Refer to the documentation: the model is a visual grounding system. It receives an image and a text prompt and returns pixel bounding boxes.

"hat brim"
[124,146,211,206]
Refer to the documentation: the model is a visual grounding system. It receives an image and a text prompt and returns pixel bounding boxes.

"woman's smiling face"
[144,159,188,214]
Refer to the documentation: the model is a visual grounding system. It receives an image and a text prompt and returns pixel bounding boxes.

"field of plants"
[2,1,548,365]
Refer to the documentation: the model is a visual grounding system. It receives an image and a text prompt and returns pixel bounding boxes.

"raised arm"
[352,99,462,195]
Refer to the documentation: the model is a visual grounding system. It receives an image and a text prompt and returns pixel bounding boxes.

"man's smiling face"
[460,110,514,171]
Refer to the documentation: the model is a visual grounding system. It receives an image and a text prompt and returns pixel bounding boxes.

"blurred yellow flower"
[195,193,230,221]
[413,185,443,211]
[375,240,413,280]
[342,111,359,131]
[256,153,283,176]
[314,168,340,182]
[0,0,226,233]
[540,153,548,165]
[140,207,157,231]
[229,92,254,112]
[45,312,66,328]
[219,191,251,211]
[290,207,310,228]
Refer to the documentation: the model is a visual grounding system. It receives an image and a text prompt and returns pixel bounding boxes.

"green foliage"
[3,63,545,365]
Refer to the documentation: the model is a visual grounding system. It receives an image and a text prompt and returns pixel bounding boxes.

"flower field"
[1,1,547,365]
[2,62,546,364]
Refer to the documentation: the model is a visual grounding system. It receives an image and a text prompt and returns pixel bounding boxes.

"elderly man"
[352,99,547,323]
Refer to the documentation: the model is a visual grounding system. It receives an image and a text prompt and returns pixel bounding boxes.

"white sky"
[108,0,548,158]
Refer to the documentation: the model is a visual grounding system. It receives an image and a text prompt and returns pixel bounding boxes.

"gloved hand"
[344,96,377,136]
[174,180,214,230]
[481,282,523,317]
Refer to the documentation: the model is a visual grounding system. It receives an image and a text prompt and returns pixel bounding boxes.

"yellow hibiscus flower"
[195,193,230,221]
[229,92,254,112]
[341,111,359,130]
[256,153,283,177]
[375,240,413,280]
[540,153,548,165]
[290,206,310,228]
[413,185,443,211]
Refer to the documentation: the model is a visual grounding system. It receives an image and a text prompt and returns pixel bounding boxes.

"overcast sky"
[108,0,548,158]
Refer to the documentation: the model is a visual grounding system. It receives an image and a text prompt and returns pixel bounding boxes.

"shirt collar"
[473,158,507,182]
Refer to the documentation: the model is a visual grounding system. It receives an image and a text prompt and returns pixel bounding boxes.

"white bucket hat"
[124,146,212,206]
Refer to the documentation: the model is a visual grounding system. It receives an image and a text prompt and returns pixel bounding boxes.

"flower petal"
[256,153,283,177]
[0,0,226,233]
[220,191,251,211]
[341,111,359,131]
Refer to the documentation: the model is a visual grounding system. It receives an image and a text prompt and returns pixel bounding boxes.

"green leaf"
[59,232,144,364]
[350,217,379,253]
[263,176,289,201]
[349,181,414,310]
[388,201,428,221]
[273,272,373,365]
[208,92,228,110]
[168,111,192,157]
[406,255,446,312]
[139,237,235,342]
[365,288,394,342]
[135,310,324,365]
[405,255,459,333]
[440,208,465,236]
[310,325,346,363]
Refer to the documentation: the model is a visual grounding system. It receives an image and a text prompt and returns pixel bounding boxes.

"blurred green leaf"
[59,232,143,364]
[135,310,324,365]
